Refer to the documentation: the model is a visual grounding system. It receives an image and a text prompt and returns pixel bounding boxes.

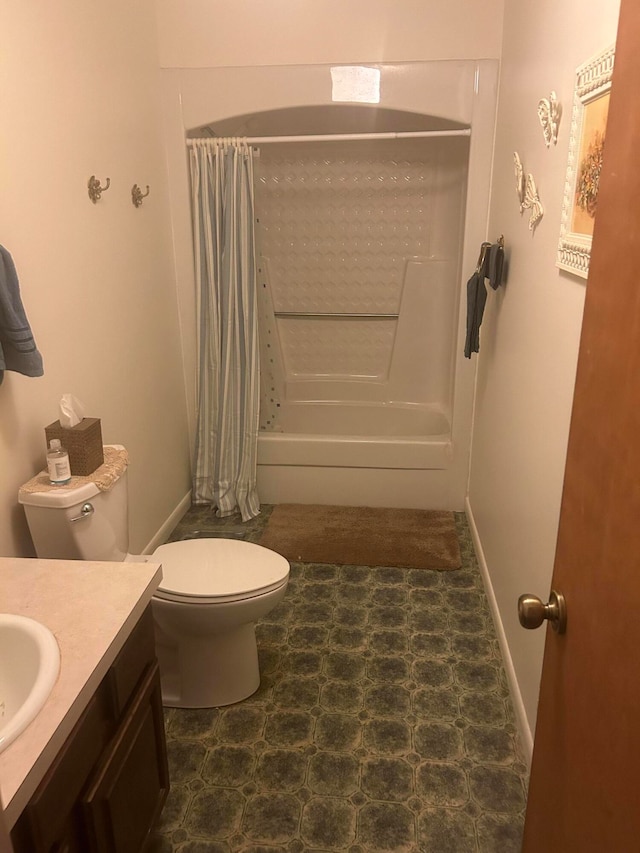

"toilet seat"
[151,538,290,605]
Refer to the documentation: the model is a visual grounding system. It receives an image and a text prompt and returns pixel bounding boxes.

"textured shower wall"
[254,139,468,427]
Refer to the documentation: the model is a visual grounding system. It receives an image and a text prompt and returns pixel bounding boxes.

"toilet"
[18,447,289,708]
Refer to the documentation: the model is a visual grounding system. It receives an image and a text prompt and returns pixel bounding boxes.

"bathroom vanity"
[0,557,168,852]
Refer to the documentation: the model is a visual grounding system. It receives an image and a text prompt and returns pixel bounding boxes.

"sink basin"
[0,614,60,754]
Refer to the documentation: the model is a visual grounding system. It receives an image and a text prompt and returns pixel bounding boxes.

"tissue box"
[45,418,104,476]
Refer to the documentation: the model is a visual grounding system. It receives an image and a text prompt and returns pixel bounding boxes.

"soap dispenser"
[47,439,71,485]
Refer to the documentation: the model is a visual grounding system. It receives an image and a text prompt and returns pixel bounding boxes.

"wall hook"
[88,175,111,203]
[131,184,150,207]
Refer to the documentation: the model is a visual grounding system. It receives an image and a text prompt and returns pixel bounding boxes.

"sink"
[0,614,60,754]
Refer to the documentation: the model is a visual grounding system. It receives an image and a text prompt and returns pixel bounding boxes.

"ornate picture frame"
[557,45,615,278]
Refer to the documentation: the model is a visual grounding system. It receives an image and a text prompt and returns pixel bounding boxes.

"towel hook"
[87,175,111,204]
[131,184,150,207]
[476,241,491,274]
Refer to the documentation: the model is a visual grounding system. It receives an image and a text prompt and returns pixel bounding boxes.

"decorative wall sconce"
[87,175,111,203]
[537,91,561,147]
[513,152,544,230]
[131,184,150,207]
[522,173,544,230]
[514,152,525,207]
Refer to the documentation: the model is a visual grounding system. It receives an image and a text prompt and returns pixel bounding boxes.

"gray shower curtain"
[189,138,260,521]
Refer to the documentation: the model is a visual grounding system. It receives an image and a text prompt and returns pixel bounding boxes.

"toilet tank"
[18,469,129,562]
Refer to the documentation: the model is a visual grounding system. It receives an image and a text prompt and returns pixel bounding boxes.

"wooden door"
[523,1,640,849]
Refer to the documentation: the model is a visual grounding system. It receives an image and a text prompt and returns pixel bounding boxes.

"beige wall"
[0,1,191,557]
[468,0,620,750]
[154,0,504,67]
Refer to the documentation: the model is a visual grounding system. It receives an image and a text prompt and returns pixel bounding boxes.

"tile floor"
[149,506,528,853]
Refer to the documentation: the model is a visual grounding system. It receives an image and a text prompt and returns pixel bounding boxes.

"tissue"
[59,394,85,428]
[45,397,104,475]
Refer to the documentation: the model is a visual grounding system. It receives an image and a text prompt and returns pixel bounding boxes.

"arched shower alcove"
[163,61,499,509]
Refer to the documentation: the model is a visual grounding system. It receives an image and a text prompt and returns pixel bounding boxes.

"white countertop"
[0,557,162,828]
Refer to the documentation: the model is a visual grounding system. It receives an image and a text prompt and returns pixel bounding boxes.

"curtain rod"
[187,128,470,146]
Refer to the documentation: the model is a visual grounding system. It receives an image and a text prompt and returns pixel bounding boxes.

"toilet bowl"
[149,538,288,707]
[18,446,289,708]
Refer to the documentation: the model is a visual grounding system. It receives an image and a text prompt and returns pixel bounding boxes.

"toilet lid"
[151,538,290,604]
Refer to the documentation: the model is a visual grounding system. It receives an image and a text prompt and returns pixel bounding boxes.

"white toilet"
[18,449,289,708]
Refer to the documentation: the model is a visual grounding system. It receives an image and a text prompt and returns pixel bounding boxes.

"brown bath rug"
[257,504,461,570]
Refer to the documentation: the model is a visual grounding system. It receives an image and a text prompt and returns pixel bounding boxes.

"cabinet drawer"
[106,605,155,717]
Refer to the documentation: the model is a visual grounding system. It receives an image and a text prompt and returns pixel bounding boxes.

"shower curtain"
[189,138,260,521]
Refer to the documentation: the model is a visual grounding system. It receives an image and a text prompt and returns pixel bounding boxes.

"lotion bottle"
[47,439,71,485]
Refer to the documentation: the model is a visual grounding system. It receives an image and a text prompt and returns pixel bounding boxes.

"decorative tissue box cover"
[45,417,104,476]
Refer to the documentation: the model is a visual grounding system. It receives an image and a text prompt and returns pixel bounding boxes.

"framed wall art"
[557,45,615,278]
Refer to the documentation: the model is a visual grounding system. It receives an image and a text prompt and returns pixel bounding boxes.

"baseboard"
[465,496,534,765]
[143,490,192,555]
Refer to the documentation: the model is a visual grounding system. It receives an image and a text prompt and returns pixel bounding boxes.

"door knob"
[518,589,567,634]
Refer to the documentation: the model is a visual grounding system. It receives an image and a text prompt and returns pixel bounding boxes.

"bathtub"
[258,401,451,469]
[256,400,461,509]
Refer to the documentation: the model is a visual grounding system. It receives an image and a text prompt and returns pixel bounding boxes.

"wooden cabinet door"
[10,691,113,853]
[82,662,169,853]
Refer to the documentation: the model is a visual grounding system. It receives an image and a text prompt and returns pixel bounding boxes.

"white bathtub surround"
[162,61,499,509]
[190,139,261,521]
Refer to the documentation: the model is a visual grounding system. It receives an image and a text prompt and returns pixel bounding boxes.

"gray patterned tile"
[150,505,528,852]
[255,749,307,791]
[414,722,464,760]
[365,684,411,717]
[410,632,450,658]
[358,802,416,851]
[476,813,525,852]
[185,788,245,839]
[367,655,410,683]
[412,687,459,721]
[307,752,360,796]
[319,680,364,713]
[363,718,412,755]
[416,761,469,806]
[273,676,320,709]
[324,651,366,681]
[314,713,362,751]
[218,707,266,743]
[166,740,207,785]
[263,710,313,746]
[288,624,328,648]
[370,629,408,655]
[329,625,368,650]
[464,725,516,764]
[202,745,255,786]
[300,797,357,849]
[417,807,477,853]
[469,766,527,813]
[361,757,414,801]
[242,793,301,843]
[460,693,507,726]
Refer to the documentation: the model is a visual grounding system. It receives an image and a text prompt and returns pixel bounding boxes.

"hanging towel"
[0,245,44,384]
[464,270,487,358]
[487,242,504,290]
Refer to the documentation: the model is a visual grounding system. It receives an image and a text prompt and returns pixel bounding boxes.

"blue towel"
[0,245,44,384]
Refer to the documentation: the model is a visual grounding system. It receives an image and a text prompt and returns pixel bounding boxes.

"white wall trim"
[465,496,534,765]
[142,491,192,554]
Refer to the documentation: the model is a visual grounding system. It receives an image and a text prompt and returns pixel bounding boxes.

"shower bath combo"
[163,61,499,510]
